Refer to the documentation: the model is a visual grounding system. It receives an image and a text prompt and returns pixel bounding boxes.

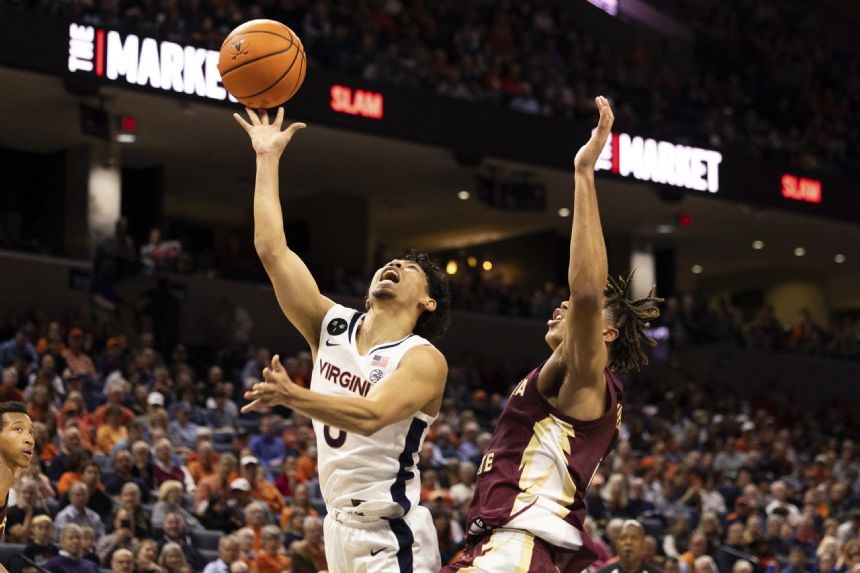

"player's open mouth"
[380,269,400,284]
[22,450,33,458]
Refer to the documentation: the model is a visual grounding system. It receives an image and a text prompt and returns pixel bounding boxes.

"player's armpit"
[362,345,448,434]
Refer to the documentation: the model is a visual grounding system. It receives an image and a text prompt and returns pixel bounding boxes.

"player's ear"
[602,326,619,342]
[364,297,371,310]
[421,298,437,313]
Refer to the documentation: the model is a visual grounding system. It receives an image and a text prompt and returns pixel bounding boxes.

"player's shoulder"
[402,343,447,373]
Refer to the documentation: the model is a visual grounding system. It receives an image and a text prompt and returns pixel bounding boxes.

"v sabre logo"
[67,23,237,103]
[595,131,723,193]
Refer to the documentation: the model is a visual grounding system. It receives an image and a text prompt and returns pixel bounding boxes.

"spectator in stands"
[434,509,464,566]
[169,403,200,450]
[110,548,134,573]
[151,481,203,532]
[95,507,139,565]
[240,456,284,515]
[61,328,95,379]
[205,387,239,439]
[0,324,38,369]
[783,546,812,573]
[289,516,327,573]
[27,384,56,425]
[0,366,24,402]
[235,527,257,562]
[767,481,802,526]
[597,520,664,573]
[838,509,860,544]
[251,525,291,573]
[104,450,150,504]
[279,483,317,531]
[118,482,153,540]
[23,514,60,568]
[694,556,718,573]
[194,453,239,514]
[44,523,99,573]
[56,448,92,496]
[200,494,242,533]
[58,461,113,518]
[448,461,476,508]
[7,477,50,542]
[664,515,692,560]
[131,440,155,491]
[155,511,207,572]
[202,535,241,573]
[97,406,129,454]
[240,347,270,386]
[587,473,611,526]
[242,502,268,551]
[186,440,217,485]
[273,455,299,498]
[716,522,753,573]
[111,420,146,456]
[54,483,105,540]
[134,539,163,573]
[249,415,292,476]
[152,439,195,492]
[157,542,190,573]
[281,507,307,551]
[93,379,135,426]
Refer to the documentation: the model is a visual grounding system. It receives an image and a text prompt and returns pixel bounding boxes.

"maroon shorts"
[441,529,559,573]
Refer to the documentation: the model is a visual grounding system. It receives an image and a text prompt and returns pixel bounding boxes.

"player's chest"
[312,348,396,397]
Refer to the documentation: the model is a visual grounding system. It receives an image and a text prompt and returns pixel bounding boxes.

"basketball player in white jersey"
[234,107,452,573]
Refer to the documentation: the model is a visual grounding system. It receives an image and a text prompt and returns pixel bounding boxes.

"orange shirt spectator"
[61,328,96,378]
[253,525,292,573]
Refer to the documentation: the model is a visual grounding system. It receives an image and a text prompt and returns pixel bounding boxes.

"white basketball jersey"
[312,304,437,519]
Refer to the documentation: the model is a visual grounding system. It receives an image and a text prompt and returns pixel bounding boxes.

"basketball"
[218,19,306,109]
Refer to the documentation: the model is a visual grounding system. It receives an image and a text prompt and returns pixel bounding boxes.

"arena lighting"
[596,132,722,193]
[466,256,478,268]
[656,224,674,234]
[834,254,846,264]
[482,260,493,271]
[457,190,470,200]
[678,213,693,228]
[586,0,618,16]
[67,23,236,102]
[781,174,822,204]
[120,115,138,132]
[445,260,458,275]
[116,133,136,143]
[691,264,703,274]
[330,85,384,119]
[794,247,806,257]
[752,240,765,250]
[558,207,571,217]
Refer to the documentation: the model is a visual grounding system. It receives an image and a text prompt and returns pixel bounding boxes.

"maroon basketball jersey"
[466,361,623,571]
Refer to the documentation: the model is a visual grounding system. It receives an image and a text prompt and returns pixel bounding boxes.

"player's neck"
[356,306,415,353]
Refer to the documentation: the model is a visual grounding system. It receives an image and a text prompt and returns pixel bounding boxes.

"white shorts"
[323,505,441,573]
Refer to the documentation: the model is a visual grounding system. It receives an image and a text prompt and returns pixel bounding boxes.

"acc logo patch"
[370,369,384,383]
[327,318,348,336]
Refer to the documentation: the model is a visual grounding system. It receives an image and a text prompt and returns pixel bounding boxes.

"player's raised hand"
[574,96,614,172]
[233,107,306,157]
[242,354,296,413]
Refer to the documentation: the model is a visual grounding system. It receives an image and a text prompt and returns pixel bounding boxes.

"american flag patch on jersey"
[370,354,389,367]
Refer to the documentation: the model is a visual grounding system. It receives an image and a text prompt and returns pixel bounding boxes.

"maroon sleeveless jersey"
[465,362,623,572]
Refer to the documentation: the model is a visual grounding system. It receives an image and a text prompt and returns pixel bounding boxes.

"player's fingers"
[260,109,269,125]
[285,122,307,139]
[241,399,263,413]
[246,107,261,126]
[233,113,252,133]
[274,107,284,129]
[262,367,272,380]
[272,354,283,372]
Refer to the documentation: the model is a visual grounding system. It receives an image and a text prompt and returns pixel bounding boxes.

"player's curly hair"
[0,401,28,429]
[403,251,451,341]
[604,270,663,372]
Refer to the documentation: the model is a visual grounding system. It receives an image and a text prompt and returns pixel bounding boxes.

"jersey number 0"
[323,424,347,448]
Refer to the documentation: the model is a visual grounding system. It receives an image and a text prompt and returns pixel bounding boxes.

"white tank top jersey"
[311,304,437,519]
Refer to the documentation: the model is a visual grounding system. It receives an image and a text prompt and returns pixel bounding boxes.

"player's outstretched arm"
[242,347,447,435]
[558,96,614,419]
[235,107,334,348]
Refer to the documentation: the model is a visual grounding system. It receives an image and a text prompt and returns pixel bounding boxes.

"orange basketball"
[218,20,306,109]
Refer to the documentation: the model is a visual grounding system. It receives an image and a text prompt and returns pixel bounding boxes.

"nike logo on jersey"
[370,548,385,557]
[325,340,340,346]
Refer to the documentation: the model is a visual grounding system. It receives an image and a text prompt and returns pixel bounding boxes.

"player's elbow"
[354,418,384,437]
[254,239,285,263]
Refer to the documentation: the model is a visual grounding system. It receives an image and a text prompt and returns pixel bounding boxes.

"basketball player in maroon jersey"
[442,97,661,573]
[0,402,36,569]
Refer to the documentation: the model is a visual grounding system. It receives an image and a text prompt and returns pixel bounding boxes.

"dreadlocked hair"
[603,269,663,373]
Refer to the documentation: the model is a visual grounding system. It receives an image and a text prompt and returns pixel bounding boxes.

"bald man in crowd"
[597,521,665,573]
